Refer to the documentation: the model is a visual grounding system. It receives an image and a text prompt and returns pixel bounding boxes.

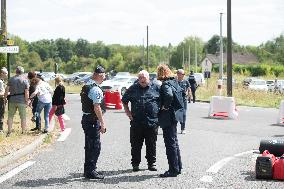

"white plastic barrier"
[208,96,238,119]
[277,100,284,124]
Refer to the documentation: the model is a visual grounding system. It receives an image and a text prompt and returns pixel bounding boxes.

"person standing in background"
[188,71,197,103]
[49,76,66,132]
[4,66,29,137]
[0,67,8,134]
[176,69,190,134]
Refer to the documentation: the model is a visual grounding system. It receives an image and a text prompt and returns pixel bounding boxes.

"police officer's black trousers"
[180,100,187,130]
[130,125,158,166]
[162,123,182,174]
[191,88,196,103]
[82,115,101,174]
[0,98,4,131]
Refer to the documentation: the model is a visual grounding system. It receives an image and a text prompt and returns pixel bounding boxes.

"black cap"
[94,66,105,73]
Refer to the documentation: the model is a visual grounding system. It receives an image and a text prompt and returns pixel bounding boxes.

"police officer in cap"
[81,66,106,179]
[188,71,197,103]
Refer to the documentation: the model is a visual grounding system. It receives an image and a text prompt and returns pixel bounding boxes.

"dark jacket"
[122,81,160,127]
[52,84,65,106]
[188,75,197,90]
[159,78,184,128]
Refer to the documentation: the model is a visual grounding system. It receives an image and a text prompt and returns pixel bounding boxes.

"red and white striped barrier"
[208,96,238,119]
[277,100,284,124]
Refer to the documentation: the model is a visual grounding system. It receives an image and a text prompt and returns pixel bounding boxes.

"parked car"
[266,80,275,92]
[64,72,91,83]
[277,80,284,94]
[74,73,93,85]
[101,76,137,95]
[248,79,268,91]
[193,73,205,86]
[243,77,257,87]
[115,72,131,77]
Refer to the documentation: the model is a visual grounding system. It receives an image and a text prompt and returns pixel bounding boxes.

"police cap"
[94,66,105,74]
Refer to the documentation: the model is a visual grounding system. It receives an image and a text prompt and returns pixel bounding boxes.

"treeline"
[0,33,283,75]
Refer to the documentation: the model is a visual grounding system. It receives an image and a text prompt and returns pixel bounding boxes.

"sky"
[7,0,284,46]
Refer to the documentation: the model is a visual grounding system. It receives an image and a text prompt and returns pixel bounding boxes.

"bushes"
[212,63,284,77]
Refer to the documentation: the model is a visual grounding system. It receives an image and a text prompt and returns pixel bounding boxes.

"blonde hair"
[157,64,174,80]
[55,76,62,85]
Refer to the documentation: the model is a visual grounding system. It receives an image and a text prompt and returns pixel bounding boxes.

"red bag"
[273,156,284,180]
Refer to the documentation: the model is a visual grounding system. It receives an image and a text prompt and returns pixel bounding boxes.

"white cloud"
[7,0,284,46]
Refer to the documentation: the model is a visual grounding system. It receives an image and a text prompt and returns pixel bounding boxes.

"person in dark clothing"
[49,76,66,132]
[157,64,183,178]
[122,70,160,172]
[176,69,191,134]
[188,71,197,103]
[28,71,40,131]
[0,67,8,134]
[81,66,106,180]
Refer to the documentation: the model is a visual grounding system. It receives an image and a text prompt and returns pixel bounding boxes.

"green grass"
[197,73,283,108]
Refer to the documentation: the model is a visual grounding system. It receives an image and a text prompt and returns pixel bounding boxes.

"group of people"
[0,66,66,137]
[81,64,197,180]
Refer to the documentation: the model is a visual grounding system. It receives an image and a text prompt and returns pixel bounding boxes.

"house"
[201,52,259,73]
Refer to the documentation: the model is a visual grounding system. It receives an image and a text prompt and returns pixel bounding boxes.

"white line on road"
[200,150,255,185]
[57,128,72,142]
[206,156,235,174]
[0,161,35,184]
[200,175,213,182]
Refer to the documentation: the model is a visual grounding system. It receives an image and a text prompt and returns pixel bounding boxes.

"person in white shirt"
[0,67,8,133]
[30,78,53,133]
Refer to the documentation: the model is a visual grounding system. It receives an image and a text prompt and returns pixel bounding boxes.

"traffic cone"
[114,91,123,110]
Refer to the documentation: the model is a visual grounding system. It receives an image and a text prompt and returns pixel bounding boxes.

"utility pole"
[195,38,197,73]
[219,12,224,80]
[182,45,184,69]
[188,44,191,72]
[146,25,149,71]
[1,0,9,78]
[227,0,233,97]
[142,38,145,65]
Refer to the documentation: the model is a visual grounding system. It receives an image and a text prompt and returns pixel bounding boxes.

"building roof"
[206,53,259,64]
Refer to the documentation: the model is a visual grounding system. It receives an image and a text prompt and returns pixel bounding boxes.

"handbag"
[55,106,65,116]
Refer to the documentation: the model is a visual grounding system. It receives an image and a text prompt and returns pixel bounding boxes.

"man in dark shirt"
[122,70,160,172]
[176,69,190,134]
[188,71,197,103]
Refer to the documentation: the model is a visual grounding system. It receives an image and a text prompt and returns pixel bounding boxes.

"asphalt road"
[1,94,284,188]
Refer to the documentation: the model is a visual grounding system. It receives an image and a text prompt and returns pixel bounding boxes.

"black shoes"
[159,171,178,178]
[30,127,39,131]
[148,165,157,171]
[42,130,48,134]
[132,165,140,172]
[84,171,104,179]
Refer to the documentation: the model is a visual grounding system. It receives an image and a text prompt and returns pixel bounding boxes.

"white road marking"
[234,150,255,157]
[200,175,213,182]
[0,161,35,184]
[57,128,72,142]
[206,156,235,174]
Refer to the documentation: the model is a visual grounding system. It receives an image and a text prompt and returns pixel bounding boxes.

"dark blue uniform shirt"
[122,81,160,127]
[177,79,190,100]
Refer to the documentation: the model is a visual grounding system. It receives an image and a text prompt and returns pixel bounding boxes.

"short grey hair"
[138,70,149,79]
[177,69,184,74]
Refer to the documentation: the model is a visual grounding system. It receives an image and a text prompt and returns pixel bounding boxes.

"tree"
[74,38,91,57]
[55,38,74,62]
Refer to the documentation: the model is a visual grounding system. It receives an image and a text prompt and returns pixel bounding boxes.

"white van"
[194,73,205,86]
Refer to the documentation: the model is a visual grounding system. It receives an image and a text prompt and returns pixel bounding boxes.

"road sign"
[7,39,14,46]
[0,46,19,53]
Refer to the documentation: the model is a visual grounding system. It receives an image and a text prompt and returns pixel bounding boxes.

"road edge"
[0,134,47,169]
